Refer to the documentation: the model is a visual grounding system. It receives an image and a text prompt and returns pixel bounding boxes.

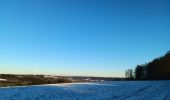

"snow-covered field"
[0,81,170,100]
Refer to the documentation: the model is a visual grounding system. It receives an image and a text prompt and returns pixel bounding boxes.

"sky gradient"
[0,0,170,77]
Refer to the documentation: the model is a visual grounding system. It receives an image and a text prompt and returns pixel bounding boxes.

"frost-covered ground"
[0,81,170,100]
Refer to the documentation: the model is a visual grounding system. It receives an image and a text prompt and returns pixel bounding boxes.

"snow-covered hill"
[0,81,170,100]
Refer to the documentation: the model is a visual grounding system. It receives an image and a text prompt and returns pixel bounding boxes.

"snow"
[0,79,6,81]
[0,81,170,100]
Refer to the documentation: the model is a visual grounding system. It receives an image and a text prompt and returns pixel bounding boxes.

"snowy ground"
[0,81,170,100]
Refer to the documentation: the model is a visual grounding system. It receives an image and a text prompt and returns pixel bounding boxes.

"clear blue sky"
[0,0,170,77]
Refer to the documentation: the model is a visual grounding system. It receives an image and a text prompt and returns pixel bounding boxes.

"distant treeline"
[125,51,170,80]
[0,74,72,87]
